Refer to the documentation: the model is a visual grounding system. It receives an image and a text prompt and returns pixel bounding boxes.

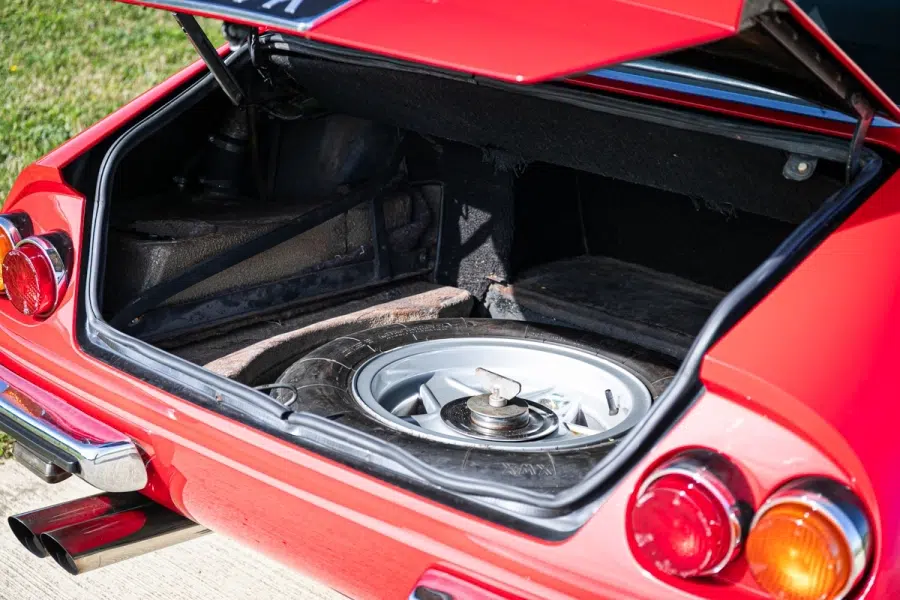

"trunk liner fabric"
[486,256,724,358]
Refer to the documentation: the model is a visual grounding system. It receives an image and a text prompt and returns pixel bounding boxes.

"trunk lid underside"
[118,0,900,122]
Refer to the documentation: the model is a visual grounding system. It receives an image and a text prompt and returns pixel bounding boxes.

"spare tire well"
[276,319,676,490]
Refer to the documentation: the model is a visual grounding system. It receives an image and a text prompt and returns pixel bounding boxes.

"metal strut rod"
[173,13,245,107]
[758,13,875,183]
[846,93,875,182]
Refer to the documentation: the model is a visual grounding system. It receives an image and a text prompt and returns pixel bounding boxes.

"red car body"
[4,0,900,598]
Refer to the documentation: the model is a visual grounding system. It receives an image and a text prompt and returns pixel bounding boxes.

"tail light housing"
[629,450,749,578]
[0,213,33,293]
[2,232,71,318]
[746,478,871,600]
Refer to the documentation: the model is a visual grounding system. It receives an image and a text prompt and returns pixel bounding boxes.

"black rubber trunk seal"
[78,45,884,521]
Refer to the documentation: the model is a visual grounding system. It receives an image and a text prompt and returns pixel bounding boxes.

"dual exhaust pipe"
[8,492,208,575]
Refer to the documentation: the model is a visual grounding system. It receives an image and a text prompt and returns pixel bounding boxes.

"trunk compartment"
[82,42,880,525]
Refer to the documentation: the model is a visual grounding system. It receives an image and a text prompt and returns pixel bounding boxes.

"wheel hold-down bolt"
[489,387,505,407]
[475,368,522,408]
[438,368,560,442]
[465,368,531,431]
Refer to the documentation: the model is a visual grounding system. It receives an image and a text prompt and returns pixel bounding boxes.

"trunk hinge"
[173,13,246,107]
[758,12,873,183]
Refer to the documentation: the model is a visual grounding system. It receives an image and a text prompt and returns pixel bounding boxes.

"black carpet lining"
[275,54,843,225]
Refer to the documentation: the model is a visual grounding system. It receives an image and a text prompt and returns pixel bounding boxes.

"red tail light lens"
[0,213,33,293]
[4,244,56,316]
[630,451,746,578]
[2,235,70,318]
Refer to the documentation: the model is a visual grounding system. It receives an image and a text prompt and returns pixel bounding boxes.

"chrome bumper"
[0,366,147,493]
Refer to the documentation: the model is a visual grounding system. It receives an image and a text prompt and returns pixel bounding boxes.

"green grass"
[0,0,221,198]
[0,1,220,458]
[0,433,11,459]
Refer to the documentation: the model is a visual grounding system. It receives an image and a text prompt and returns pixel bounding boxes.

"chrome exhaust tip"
[8,492,207,573]
[7,492,150,559]
[7,515,48,558]
[39,502,208,575]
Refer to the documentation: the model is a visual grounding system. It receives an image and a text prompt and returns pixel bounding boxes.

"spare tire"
[276,318,677,491]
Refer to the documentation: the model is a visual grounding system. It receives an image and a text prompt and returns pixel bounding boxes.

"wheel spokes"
[442,375,483,397]
[418,382,442,413]
[409,412,443,429]
[353,337,653,448]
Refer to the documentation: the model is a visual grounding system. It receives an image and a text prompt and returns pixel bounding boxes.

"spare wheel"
[275,319,677,491]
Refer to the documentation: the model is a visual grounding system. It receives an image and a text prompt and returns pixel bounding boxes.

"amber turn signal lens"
[747,504,851,599]
[0,234,14,292]
[746,478,871,600]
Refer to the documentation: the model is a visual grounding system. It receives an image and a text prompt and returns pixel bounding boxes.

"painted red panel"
[704,173,900,597]
[117,0,741,84]
[307,0,742,82]
[4,26,900,598]
[110,0,900,116]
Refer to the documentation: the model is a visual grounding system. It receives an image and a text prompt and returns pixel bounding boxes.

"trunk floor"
[485,256,725,358]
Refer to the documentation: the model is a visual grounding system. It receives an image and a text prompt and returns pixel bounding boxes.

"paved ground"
[0,459,342,600]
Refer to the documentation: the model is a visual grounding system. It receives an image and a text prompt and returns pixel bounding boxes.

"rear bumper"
[0,362,146,492]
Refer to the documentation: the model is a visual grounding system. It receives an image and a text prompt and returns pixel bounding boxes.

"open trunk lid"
[119,0,900,123]
[119,0,747,82]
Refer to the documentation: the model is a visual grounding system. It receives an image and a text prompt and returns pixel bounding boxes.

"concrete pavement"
[0,459,342,600]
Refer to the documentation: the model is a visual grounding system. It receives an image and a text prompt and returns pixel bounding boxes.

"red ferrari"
[2,1,899,598]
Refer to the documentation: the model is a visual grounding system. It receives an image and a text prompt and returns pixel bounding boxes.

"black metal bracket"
[370,194,392,280]
[173,13,245,107]
[125,252,431,343]
[846,93,874,182]
[757,12,875,183]
[110,179,395,329]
